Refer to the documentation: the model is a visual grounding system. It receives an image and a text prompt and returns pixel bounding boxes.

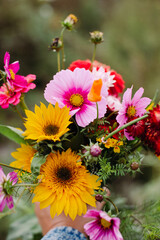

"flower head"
[0,82,21,109]
[62,14,78,30]
[90,31,104,44]
[11,144,37,173]
[32,149,101,220]
[68,60,124,96]
[0,167,18,211]
[23,102,71,142]
[44,68,107,127]
[142,104,160,157]
[116,86,151,140]
[84,209,123,240]
[87,79,103,102]
[49,38,63,52]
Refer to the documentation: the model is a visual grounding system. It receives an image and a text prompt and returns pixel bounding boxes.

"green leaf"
[31,153,47,176]
[0,124,26,144]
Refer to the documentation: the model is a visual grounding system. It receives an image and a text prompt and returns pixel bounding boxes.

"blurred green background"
[0,0,160,239]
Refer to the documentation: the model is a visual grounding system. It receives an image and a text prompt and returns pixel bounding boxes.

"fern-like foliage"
[119,201,160,240]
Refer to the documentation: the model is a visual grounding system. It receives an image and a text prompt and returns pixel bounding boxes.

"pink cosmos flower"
[4,52,20,80]
[84,209,123,240]
[0,82,21,109]
[44,68,107,127]
[0,167,18,211]
[116,86,151,140]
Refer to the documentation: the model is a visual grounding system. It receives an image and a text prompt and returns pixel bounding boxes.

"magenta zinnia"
[0,167,18,211]
[44,68,107,127]
[84,209,123,240]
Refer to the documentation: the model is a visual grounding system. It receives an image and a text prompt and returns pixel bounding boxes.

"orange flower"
[87,79,102,102]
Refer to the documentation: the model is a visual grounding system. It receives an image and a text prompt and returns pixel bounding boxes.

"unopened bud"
[62,14,78,30]
[95,194,103,202]
[49,38,63,52]
[90,144,102,157]
[90,31,104,44]
[130,162,139,170]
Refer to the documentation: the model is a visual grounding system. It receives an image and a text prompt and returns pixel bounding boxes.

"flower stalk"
[104,114,148,140]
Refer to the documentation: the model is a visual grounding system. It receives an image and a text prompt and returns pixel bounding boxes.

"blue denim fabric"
[41,226,87,240]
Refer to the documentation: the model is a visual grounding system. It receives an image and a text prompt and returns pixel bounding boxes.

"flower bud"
[90,144,102,157]
[90,31,104,44]
[49,38,63,52]
[95,194,103,202]
[62,14,78,30]
[130,162,139,170]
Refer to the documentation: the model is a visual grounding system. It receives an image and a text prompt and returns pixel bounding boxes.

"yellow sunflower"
[11,144,36,172]
[32,149,101,220]
[23,102,71,142]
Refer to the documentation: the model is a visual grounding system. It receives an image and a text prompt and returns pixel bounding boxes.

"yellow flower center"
[9,69,15,80]
[100,218,111,229]
[70,94,84,107]
[127,106,136,118]
[43,124,59,136]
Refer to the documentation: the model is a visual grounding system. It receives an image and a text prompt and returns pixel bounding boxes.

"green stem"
[90,44,97,71]
[20,95,29,112]
[0,162,30,173]
[106,111,118,120]
[57,51,61,72]
[92,44,97,63]
[105,197,119,214]
[11,105,24,122]
[104,114,148,140]
[14,183,38,188]
[60,27,65,69]
[95,102,99,130]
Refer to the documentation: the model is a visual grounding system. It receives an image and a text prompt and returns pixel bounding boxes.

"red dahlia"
[125,117,145,139]
[68,59,125,97]
[143,104,160,157]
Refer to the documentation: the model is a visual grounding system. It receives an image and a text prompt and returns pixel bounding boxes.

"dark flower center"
[56,167,72,181]
[44,124,59,136]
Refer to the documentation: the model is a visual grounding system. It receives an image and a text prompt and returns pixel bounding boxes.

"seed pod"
[131,162,139,170]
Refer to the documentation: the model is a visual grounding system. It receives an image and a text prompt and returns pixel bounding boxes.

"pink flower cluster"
[0,52,36,109]
[0,167,18,211]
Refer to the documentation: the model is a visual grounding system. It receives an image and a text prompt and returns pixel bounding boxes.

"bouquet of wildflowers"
[0,14,160,240]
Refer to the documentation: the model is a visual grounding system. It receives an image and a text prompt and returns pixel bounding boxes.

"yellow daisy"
[11,144,36,172]
[23,102,71,142]
[32,149,101,220]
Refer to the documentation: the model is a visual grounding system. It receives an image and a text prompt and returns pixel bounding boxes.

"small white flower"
[92,67,116,91]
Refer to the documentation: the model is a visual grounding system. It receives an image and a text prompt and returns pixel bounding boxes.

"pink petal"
[4,52,10,67]
[99,211,112,222]
[124,129,135,140]
[7,172,18,185]
[135,97,151,114]
[84,209,100,218]
[122,86,133,105]
[84,221,102,240]
[0,167,6,183]
[112,225,124,240]
[0,194,6,212]
[9,61,20,74]
[131,87,144,105]
[6,195,14,209]
[75,104,97,127]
